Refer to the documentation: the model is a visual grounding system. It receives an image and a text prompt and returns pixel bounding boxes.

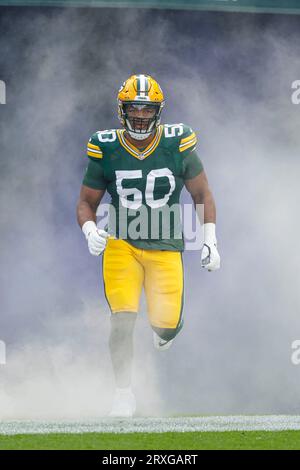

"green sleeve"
[182,149,204,180]
[82,158,107,190]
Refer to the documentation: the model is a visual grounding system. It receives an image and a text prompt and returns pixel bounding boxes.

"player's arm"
[77,184,106,228]
[185,172,220,271]
[77,135,109,256]
[179,123,220,271]
[184,170,216,224]
[77,185,109,257]
[179,126,215,221]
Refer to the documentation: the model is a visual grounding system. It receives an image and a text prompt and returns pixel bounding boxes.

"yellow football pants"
[102,238,184,330]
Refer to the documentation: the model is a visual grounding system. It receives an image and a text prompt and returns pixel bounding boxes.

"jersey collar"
[117,125,163,160]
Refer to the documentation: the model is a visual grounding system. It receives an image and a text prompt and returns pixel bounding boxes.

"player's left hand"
[201,242,220,271]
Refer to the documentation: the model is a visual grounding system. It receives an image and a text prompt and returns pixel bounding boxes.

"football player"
[77,74,220,418]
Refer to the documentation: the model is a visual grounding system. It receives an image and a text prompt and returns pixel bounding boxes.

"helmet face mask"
[119,102,162,140]
[117,74,165,141]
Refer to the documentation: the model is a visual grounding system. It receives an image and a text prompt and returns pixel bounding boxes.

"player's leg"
[143,250,184,350]
[108,311,137,417]
[102,238,144,416]
[108,311,137,389]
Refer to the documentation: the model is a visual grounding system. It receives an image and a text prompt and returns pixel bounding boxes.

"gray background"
[0,6,300,418]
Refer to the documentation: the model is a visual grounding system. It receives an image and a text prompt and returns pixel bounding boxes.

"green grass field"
[1,431,300,450]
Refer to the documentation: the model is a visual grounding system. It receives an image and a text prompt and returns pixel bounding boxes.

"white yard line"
[1,416,300,435]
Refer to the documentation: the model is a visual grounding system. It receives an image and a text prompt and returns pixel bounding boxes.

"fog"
[0,6,300,418]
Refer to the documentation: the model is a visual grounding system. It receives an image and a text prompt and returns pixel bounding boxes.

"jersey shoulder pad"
[178,123,197,154]
[86,129,119,159]
[162,123,197,153]
[86,132,104,160]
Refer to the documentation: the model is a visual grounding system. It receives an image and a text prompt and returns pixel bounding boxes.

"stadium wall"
[0,0,299,15]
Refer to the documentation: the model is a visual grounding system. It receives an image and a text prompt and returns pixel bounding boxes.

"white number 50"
[116,168,175,210]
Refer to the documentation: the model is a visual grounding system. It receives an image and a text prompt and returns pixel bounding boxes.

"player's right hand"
[82,221,109,256]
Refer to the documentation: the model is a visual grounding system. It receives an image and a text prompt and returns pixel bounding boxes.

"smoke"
[0,6,300,418]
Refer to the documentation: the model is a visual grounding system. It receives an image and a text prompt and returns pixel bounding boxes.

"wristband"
[204,222,217,245]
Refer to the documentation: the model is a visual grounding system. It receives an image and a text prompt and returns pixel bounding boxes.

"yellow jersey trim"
[87,150,103,159]
[117,125,163,160]
[179,137,197,153]
[88,142,101,151]
[180,132,196,145]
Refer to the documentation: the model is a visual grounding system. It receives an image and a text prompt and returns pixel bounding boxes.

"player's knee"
[111,311,137,324]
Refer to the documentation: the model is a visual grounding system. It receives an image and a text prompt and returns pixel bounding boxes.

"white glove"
[82,221,109,256]
[201,223,220,271]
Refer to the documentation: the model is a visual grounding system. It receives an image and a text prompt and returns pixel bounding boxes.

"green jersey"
[83,123,203,251]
